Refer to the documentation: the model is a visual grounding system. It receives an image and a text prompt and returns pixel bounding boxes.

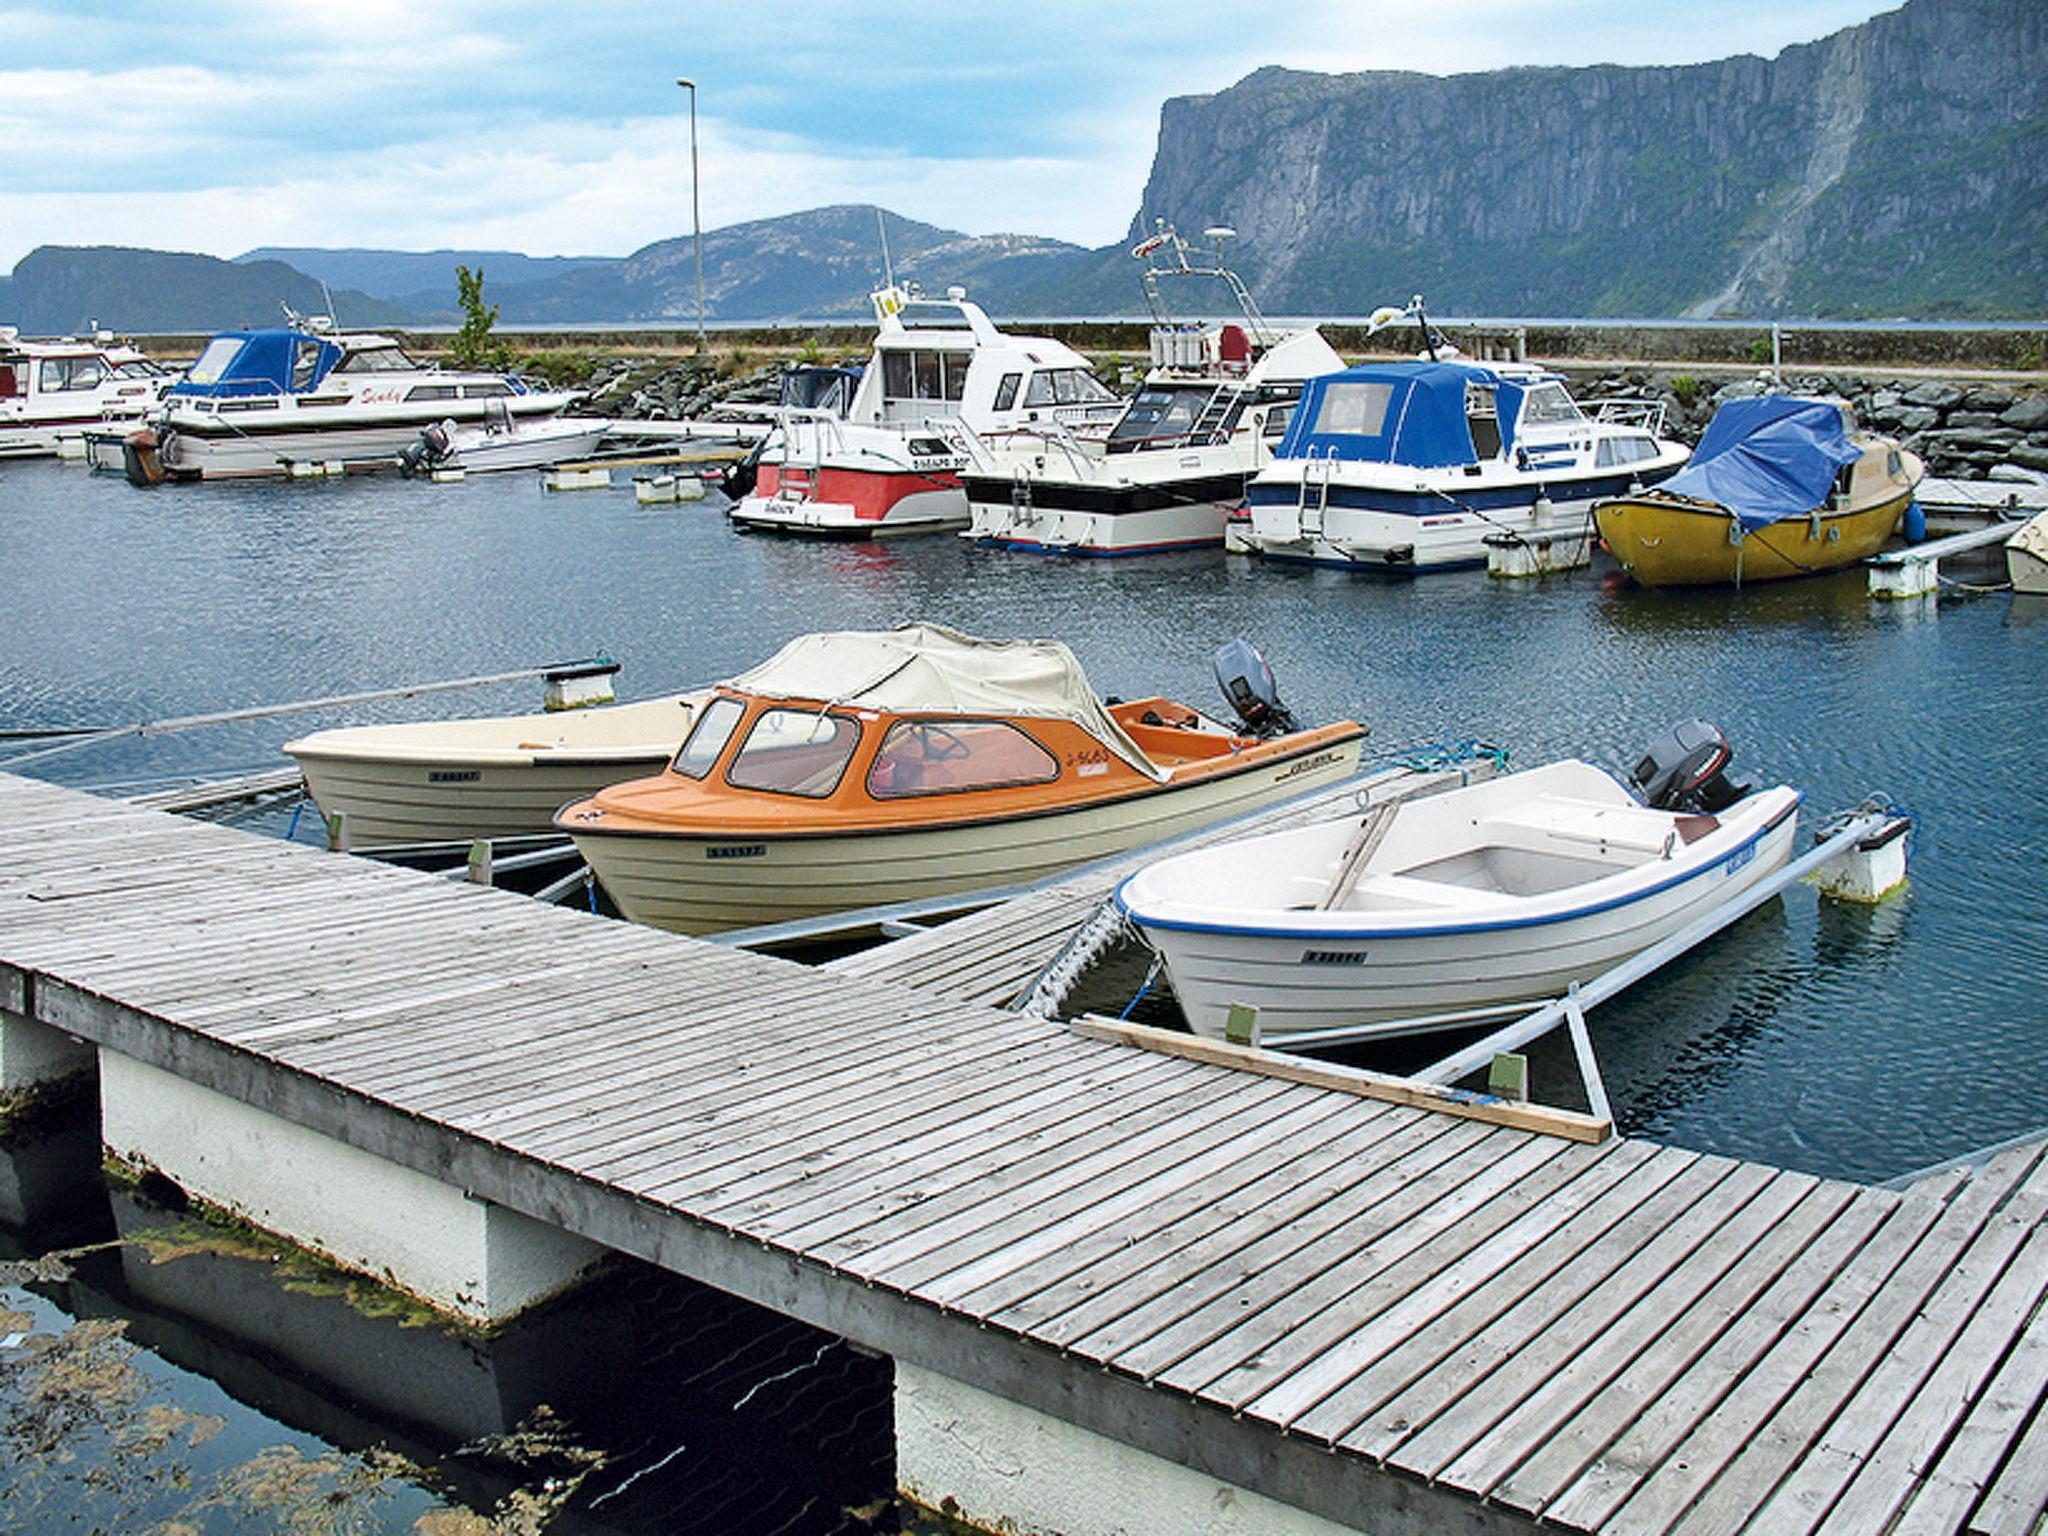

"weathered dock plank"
[2,770,2043,1536]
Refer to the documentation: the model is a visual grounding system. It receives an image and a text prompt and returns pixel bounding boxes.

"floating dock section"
[2,771,2045,1536]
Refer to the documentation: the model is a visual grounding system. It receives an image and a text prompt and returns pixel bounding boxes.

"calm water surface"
[2,456,2044,1529]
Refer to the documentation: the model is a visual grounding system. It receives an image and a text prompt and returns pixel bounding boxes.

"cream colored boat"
[286,692,702,848]
[2007,510,2048,595]
[558,625,1366,935]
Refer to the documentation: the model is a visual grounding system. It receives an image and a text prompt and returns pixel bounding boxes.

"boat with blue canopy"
[134,320,579,480]
[1594,393,1924,586]
[1236,299,1688,571]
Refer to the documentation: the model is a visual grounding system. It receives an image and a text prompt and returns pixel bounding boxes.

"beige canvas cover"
[727,623,1167,780]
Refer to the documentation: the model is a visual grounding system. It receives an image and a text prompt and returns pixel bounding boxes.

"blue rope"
[1385,738,1511,775]
[1119,956,1164,1020]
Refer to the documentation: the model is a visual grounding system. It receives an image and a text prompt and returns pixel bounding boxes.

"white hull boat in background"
[0,329,175,457]
[286,691,704,849]
[1117,723,1801,1043]
[961,223,1346,556]
[399,406,611,476]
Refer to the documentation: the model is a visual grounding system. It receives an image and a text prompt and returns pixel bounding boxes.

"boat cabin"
[169,328,533,402]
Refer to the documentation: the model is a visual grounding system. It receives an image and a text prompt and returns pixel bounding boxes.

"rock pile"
[569,357,789,421]
[1573,368,2048,484]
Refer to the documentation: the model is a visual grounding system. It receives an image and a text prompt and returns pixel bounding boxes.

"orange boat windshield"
[559,687,1363,836]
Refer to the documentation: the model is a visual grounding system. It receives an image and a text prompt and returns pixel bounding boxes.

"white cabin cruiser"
[136,321,577,480]
[962,225,1346,556]
[1235,299,1688,572]
[729,285,1121,537]
[0,329,176,457]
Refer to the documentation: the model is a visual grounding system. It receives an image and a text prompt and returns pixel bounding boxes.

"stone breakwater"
[1568,367,2048,482]
[556,348,2048,487]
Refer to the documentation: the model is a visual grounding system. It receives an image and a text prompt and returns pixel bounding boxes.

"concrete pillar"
[1,1004,95,1098]
[895,1362,1363,1536]
[98,1050,604,1325]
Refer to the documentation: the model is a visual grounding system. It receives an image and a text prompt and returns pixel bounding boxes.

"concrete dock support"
[895,1363,1362,1536]
[1,999,95,1099]
[98,1051,606,1325]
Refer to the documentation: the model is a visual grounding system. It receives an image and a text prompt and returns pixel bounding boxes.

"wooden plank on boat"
[1071,1015,1613,1143]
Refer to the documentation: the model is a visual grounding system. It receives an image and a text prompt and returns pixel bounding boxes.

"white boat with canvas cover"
[729,286,1122,537]
[286,691,704,848]
[1117,724,1801,1043]
[961,224,1346,555]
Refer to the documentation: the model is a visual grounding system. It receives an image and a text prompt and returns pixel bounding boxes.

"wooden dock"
[2,770,2044,1535]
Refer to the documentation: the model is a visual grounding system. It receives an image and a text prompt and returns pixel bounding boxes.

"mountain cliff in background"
[1,247,411,335]
[2,0,2039,331]
[1123,0,2045,318]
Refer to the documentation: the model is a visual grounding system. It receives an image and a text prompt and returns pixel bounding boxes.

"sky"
[1,0,1897,273]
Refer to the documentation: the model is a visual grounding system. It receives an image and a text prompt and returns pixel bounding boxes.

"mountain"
[1124,0,2046,318]
[474,206,1093,324]
[0,247,415,335]
[236,247,615,306]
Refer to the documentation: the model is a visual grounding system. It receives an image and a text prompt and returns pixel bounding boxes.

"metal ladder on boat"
[775,411,835,503]
[1296,448,1335,540]
[1186,385,1243,446]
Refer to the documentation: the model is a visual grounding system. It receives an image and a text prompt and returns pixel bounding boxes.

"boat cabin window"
[728,708,862,798]
[186,337,245,386]
[0,364,16,399]
[291,339,324,391]
[1595,434,1660,467]
[1109,385,1215,448]
[1518,383,1584,427]
[1311,381,1394,436]
[1465,383,1501,458]
[866,720,1060,799]
[881,349,972,403]
[39,357,104,392]
[1263,403,1295,440]
[897,301,972,330]
[1022,369,1116,409]
[332,346,418,373]
[672,696,745,779]
[406,384,460,402]
[462,381,514,399]
[992,373,1022,412]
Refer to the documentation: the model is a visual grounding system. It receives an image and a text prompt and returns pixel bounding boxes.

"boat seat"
[1478,796,1690,856]
[1331,871,1509,913]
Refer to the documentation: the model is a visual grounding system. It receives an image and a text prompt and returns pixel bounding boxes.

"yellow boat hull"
[1596,441,1923,587]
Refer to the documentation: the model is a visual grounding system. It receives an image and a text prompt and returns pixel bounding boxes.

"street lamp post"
[676,76,708,351]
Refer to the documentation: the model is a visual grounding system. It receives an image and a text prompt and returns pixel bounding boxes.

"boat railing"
[1590,396,1669,435]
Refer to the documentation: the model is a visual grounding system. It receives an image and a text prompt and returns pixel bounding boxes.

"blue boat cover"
[170,329,342,398]
[1657,395,1861,531]
[1275,361,1531,469]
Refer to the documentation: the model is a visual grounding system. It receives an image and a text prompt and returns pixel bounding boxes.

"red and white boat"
[0,329,176,458]
[729,285,1122,537]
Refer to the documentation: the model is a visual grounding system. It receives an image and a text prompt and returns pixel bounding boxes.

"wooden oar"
[1318,800,1398,910]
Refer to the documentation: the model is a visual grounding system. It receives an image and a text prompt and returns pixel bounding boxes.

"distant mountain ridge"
[2,0,2040,332]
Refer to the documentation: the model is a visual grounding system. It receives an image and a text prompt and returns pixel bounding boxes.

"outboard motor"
[399,420,454,477]
[1629,720,1751,813]
[1213,639,1299,738]
[718,434,769,500]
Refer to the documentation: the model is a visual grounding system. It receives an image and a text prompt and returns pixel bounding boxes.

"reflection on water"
[1,1119,898,1535]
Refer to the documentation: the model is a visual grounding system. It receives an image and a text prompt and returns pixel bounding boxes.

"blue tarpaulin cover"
[1276,361,1531,469]
[170,329,342,398]
[1658,395,1861,531]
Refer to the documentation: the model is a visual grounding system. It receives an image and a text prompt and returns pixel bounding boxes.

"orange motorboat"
[556,624,1367,935]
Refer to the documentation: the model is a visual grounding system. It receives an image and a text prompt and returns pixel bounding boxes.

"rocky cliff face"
[1130,0,2046,318]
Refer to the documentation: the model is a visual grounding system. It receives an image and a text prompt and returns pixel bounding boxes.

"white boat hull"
[1118,764,1802,1041]
[2007,510,2048,595]
[440,419,610,473]
[159,397,572,479]
[572,737,1364,935]
[287,693,701,848]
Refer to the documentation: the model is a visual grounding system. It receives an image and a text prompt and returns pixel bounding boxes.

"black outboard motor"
[1629,720,1751,813]
[399,420,453,478]
[718,434,769,500]
[1213,639,1299,738]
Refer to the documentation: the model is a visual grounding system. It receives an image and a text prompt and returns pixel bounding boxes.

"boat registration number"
[706,844,766,860]
[1724,841,1756,876]
[1302,949,1369,965]
[427,770,480,784]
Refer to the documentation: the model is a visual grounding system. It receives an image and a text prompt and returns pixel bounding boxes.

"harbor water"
[1,455,2044,1531]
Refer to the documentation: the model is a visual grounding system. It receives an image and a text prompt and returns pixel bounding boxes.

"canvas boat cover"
[727,623,1167,780]
[1658,395,1862,531]
[170,329,343,399]
[1275,360,1536,469]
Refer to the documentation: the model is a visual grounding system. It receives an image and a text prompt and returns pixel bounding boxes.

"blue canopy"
[1658,395,1861,532]
[170,329,342,399]
[1276,361,1530,470]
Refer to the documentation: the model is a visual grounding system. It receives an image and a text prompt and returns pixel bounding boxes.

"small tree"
[451,264,511,370]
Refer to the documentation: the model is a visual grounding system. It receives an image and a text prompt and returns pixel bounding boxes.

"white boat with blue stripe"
[1237,299,1688,572]
[1115,723,1801,1044]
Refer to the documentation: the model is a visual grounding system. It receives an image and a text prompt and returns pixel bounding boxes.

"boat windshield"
[186,338,245,387]
[866,719,1060,799]
[1108,385,1220,447]
[332,346,420,373]
[673,696,745,778]
[1023,369,1117,408]
[727,708,862,798]
[1518,383,1584,426]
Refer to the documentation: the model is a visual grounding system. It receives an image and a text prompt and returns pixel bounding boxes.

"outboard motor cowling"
[1629,719,1750,813]
[1213,639,1298,738]
[399,420,454,477]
